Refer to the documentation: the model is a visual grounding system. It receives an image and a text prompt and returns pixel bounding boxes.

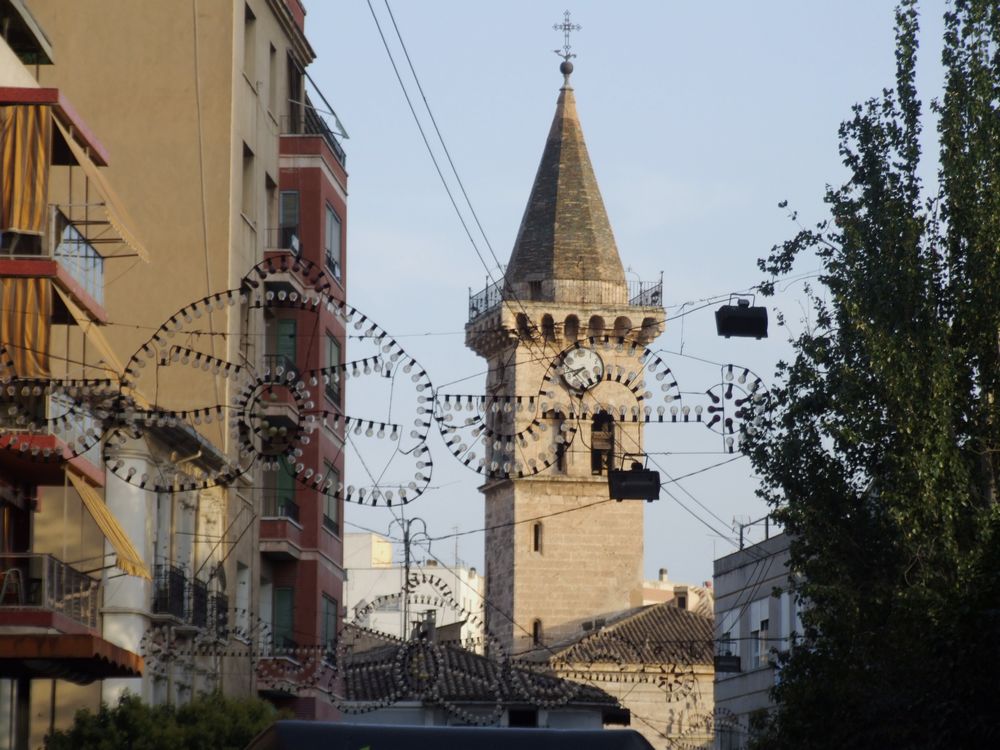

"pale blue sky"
[305,1,948,584]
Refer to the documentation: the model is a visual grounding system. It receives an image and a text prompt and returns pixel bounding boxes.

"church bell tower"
[465,56,665,655]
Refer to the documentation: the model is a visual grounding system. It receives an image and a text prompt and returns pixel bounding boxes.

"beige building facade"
[20,0,344,725]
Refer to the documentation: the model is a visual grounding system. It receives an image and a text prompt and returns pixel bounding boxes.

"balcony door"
[275,318,296,372]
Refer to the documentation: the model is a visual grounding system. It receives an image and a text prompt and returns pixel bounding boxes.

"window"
[322,595,338,651]
[273,587,294,650]
[528,280,542,299]
[243,4,256,81]
[532,522,542,553]
[717,608,740,657]
[267,43,278,113]
[322,461,340,535]
[590,412,615,475]
[279,191,299,250]
[273,318,296,374]
[676,594,687,610]
[241,142,255,219]
[287,54,303,132]
[507,709,538,728]
[749,598,769,667]
[265,174,277,239]
[325,205,342,281]
[326,334,341,405]
[531,619,542,646]
[235,563,250,637]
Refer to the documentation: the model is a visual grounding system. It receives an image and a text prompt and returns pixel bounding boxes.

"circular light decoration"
[703,364,770,453]
[434,334,682,480]
[105,256,434,504]
[0,345,122,464]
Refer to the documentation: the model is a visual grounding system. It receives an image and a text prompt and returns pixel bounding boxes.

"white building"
[344,532,485,649]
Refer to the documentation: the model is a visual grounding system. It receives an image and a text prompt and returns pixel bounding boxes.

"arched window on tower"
[588,315,605,338]
[591,411,615,475]
[614,316,632,338]
[541,314,555,342]
[532,522,542,553]
[564,315,579,341]
[516,313,531,339]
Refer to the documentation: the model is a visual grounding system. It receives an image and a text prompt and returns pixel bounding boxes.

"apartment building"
[12,0,348,724]
[713,530,799,749]
[344,533,485,649]
[0,2,149,747]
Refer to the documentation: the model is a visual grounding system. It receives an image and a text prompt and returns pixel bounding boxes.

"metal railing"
[262,354,298,380]
[281,101,346,167]
[0,394,102,466]
[468,277,664,322]
[263,226,300,253]
[52,208,104,304]
[152,564,187,620]
[0,206,105,305]
[0,553,100,630]
[262,495,300,524]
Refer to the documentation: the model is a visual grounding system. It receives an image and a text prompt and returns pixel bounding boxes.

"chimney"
[658,568,669,582]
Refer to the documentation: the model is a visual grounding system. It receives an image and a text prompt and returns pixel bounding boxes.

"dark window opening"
[531,619,542,646]
[591,411,615,475]
[532,522,542,553]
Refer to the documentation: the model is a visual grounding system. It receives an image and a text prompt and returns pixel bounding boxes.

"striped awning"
[0,103,50,235]
[0,277,50,377]
[67,470,150,579]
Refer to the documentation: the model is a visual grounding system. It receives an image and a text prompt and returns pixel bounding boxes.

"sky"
[304,1,949,585]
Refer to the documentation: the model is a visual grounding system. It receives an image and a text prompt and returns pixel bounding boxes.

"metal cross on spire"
[553,10,581,62]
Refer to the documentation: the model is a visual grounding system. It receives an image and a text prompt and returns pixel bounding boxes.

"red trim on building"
[0,86,110,165]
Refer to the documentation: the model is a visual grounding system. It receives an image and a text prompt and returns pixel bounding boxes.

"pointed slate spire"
[505,62,627,304]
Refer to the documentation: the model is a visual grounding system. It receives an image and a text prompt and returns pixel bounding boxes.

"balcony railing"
[467,277,664,322]
[190,577,208,628]
[0,206,105,305]
[152,564,187,620]
[0,553,100,630]
[262,354,298,380]
[281,101,346,167]
[263,495,300,524]
[264,226,300,254]
[52,208,104,305]
[0,393,102,466]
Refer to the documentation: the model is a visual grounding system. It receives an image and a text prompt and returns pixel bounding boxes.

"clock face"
[561,348,605,390]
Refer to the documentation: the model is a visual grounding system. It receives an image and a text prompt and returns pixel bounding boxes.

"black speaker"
[715,300,768,339]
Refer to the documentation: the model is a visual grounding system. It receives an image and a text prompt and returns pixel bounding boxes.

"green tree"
[44,692,281,750]
[747,1,1000,747]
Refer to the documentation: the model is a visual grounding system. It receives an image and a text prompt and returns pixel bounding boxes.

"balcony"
[467,277,664,322]
[264,226,300,255]
[260,495,304,561]
[0,553,100,632]
[281,96,346,167]
[263,495,300,524]
[0,392,104,486]
[151,564,186,621]
[0,205,107,319]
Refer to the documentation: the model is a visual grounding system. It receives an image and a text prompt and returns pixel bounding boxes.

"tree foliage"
[747,1,1000,747]
[44,692,281,750]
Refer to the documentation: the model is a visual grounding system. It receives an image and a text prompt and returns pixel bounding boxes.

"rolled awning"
[51,116,149,263]
[67,470,150,579]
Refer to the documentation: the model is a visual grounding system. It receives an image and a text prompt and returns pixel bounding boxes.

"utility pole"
[389,515,430,638]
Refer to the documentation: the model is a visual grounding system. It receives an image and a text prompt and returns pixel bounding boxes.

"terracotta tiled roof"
[343,634,618,706]
[551,603,715,666]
